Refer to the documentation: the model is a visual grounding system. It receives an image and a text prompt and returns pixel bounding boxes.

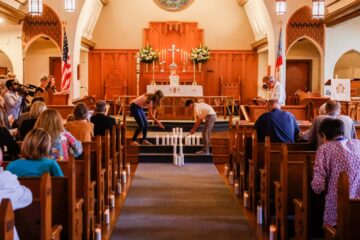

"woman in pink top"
[130,90,165,145]
[311,118,360,226]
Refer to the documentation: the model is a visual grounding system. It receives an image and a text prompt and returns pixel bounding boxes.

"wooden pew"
[0,199,14,240]
[16,173,62,240]
[323,172,360,240]
[260,140,315,228]
[59,142,96,240]
[273,144,316,240]
[293,156,325,240]
[103,130,113,213]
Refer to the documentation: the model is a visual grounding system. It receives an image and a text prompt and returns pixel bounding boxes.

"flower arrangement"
[138,46,159,63]
[190,46,210,64]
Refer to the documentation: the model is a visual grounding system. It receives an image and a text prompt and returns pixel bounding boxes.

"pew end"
[323,224,336,240]
[0,199,14,240]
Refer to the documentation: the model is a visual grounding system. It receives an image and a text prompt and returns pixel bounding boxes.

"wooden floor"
[104,163,268,240]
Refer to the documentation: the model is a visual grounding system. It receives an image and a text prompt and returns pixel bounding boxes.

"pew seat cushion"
[6,158,64,177]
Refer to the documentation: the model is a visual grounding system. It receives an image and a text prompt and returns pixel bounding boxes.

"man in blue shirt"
[255,99,299,143]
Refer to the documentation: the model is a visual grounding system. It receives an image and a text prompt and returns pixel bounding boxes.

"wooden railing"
[113,95,236,120]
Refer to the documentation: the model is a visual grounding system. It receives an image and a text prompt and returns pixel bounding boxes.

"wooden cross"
[168,44,180,65]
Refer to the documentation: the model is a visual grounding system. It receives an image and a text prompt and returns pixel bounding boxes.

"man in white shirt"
[185,100,217,155]
[265,76,286,105]
[4,79,23,120]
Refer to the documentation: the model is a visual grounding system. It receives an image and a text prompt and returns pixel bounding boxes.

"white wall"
[79,48,89,98]
[287,39,321,93]
[0,50,13,72]
[325,17,360,81]
[0,23,23,82]
[257,50,268,97]
[333,50,360,79]
[92,0,255,50]
[24,38,61,86]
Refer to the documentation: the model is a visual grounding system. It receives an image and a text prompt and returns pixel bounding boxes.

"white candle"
[173,128,176,135]
[180,128,183,135]
[173,144,177,155]
[229,171,234,185]
[257,205,263,225]
[234,181,240,196]
[269,225,276,240]
[126,163,131,175]
[117,181,122,194]
[181,154,185,166]
[196,135,201,145]
[104,209,110,224]
[170,135,174,145]
[110,194,115,208]
[244,191,249,207]
[224,164,229,176]
[191,135,196,145]
[179,135,182,145]
[177,155,182,166]
[122,170,127,183]
[166,135,170,145]
[95,228,101,240]
[156,135,159,145]
[173,154,177,165]
[162,135,166,145]
[179,144,183,155]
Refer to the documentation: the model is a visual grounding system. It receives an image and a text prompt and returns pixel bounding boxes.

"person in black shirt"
[0,107,19,160]
[90,100,116,136]
[18,101,47,140]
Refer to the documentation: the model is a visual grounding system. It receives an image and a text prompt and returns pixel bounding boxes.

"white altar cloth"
[147,85,203,96]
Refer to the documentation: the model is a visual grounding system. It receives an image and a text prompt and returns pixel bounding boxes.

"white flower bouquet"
[138,46,159,63]
[190,46,210,64]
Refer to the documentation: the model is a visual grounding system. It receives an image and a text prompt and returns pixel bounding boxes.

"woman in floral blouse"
[311,118,360,226]
[34,109,83,161]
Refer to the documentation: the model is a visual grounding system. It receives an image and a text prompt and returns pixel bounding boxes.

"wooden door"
[0,67,7,75]
[49,57,62,91]
[286,60,311,105]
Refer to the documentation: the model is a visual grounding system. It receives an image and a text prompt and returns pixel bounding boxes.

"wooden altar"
[141,71,204,85]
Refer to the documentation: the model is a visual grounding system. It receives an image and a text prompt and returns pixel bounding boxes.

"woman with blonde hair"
[130,90,165,145]
[35,109,82,161]
[65,102,94,142]
[6,128,63,177]
[18,101,47,139]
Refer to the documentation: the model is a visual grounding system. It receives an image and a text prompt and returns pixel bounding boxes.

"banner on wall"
[331,79,351,101]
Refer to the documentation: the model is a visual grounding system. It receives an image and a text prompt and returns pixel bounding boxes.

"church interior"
[1,0,360,239]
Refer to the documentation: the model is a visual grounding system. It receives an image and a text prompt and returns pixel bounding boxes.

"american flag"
[275,27,283,69]
[61,29,72,91]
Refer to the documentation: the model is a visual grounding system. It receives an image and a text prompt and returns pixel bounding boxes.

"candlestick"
[95,228,101,240]
[269,225,276,240]
[193,60,197,85]
[162,135,166,145]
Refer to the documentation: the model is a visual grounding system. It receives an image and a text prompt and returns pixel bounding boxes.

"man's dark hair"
[185,99,194,107]
[95,100,106,113]
[5,79,15,89]
[319,118,345,140]
[31,96,45,105]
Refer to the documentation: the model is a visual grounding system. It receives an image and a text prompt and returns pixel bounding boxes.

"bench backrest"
[0,199,14,240]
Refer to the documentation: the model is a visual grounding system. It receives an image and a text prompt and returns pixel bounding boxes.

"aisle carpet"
[111,164,257,240]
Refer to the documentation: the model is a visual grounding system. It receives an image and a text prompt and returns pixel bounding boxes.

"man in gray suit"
[307,100,356,146]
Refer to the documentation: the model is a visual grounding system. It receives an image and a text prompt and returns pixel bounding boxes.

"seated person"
[65,103,94,142]
[90,100,116,136]
[34,109,83,161]
[0,149,33,240]
[12,96,45,129]
[255,99,300,143]
[0,108,20,160]
[6,128,64,177]
[18,101,47,140]
[311,118,360,226]
[307,100,356,146]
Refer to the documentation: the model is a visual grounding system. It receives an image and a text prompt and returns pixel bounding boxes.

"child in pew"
[34,109,83,161]
[7,128,64,177]
[311,118,360,226]
[0,148,33,240]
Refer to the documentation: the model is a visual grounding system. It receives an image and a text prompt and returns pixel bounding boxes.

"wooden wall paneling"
[243,52,258,104]
[88,52,102,99]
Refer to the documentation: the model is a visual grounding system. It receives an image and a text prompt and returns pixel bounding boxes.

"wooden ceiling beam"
[100,0,109,6]
[0,1,26,24]
[81,37,96,50]
[325,0,360,27]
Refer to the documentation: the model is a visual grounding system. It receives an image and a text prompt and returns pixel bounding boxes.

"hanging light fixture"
[275,0,286,15]
[312,0,325,19]
[64,0,76,12]
[28,0,43,16]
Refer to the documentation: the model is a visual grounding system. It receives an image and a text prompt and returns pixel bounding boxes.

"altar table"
[147,85,203,96]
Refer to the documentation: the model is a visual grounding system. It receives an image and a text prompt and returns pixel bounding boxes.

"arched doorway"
[334,50,360,79]
[0,50,13,75]
[286,38,321,104]
[24,36,62,90]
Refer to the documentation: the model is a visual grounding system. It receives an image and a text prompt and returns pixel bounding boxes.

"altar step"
[134,145,213,163]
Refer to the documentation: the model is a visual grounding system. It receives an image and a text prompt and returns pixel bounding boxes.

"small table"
[147,85,203,96]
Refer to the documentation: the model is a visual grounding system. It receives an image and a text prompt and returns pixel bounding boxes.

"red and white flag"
[61,29,72,92]
[275,27,283,80]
